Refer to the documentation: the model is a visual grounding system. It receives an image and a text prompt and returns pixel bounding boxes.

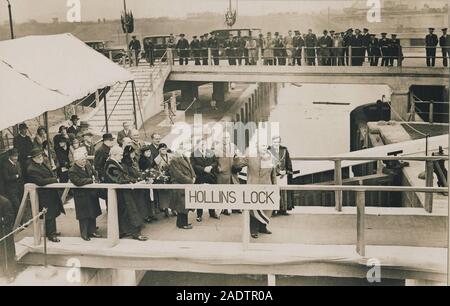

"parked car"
[210,28,262,46]
[85,40,126,63]
[142,35,172,62]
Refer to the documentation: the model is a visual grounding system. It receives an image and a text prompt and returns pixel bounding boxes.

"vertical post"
[171,92,177,115]
[107,188,120,247]
[29,185,42,246]
[109,50,113,61]
[208,48,212,65]
[356,190,365,256]
[424,160,434,213]
[95,88,100,108]
[242,210,250,250]
[334,160,343,212]
[410,99,416,122]
[429,100,434,124]
[167,48,173,67]
[267,274,276,286]
[103,89,109,133]
[13,186,29,230]
[258,47,262,65]
[349,46,352,66]
[7,1,14,39]
[43,112,52,165]
[376,160,383,174]
[131,81,138,129]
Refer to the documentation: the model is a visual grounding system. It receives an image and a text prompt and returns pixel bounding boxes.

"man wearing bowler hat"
[176,33,190,65]
[440,28,450,67]
[425,27,438,67]
[13,123,33,179]
[94,133,116,182]
[67,114,80,136]
[27,147,65,242]
[1,148,24,218]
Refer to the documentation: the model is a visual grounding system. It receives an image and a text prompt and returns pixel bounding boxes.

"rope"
[0,208,47,244]
[387,100,428,137]
[184,98,197,112]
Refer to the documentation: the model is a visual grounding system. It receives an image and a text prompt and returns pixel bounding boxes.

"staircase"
[88,61,171,133]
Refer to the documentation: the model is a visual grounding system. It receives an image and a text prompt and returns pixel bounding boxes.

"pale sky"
[0,0,444,24]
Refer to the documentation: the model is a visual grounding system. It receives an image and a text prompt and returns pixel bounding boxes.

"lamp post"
[6,0,14,39]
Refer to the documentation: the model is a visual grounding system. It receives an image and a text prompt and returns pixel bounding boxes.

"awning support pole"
[103,88,109,133]
[131,81,138,129]
[44,112,52,163]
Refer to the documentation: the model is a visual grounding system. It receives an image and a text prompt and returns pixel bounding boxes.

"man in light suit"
[213,132,243,215]
[169,141,196,229]
[117,122,132,147]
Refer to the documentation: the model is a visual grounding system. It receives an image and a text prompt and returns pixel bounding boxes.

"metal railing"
[163,46,450,67]
[12,155,448,256]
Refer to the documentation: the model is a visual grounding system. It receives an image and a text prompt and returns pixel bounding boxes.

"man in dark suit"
[191,140,219,222]
[352,29,364,66]
[1,149,23,217]
[129,35,141,66]
[379,32,390,67]
[169,142,196,229]
[190,36,201,65]
[224,34,236,66]
[440,28,450,67]
[13,123,32,180]
[389,34,402,67]
[292,31,305,66]
[67,115,80,136]
[68,150,102,241]
[368,34,381,66]
[317,30,332,66]
[117,122,132,147]
[362,28,371,63]
[426,27,438,67]
[304,29,317,66]
[269,136,294,216]
[0,195,16,282]
[27,147,65,242]
[149,133,162,160]
[94,133,115,182]
[208,32,220,66]
[176,33,190,65]
[200,35,209,65]
[343,28,354,66]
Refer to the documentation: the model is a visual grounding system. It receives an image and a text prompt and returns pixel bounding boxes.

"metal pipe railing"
[15,182,446,260]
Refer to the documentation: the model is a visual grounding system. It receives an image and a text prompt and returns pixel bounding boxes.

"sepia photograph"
[0,0,449,292]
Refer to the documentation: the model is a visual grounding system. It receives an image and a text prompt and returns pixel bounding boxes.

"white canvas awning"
[0,33,133,131]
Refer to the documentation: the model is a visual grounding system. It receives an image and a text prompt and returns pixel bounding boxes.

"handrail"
[33,182,446,193]
[290,156,448,161]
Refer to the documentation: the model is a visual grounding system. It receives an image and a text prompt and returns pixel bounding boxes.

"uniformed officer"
[304,29,317,66]
[190,35,201,65]
[425,27,438,67]
[200,35,209,65]
[225,34,236,65]
[352,29,364,66]
[343,28,354,66]
[389,34,402,66]
[362,28,371,63]
[379,32,390,67]
[208,32,220,66]
[176,33,190,65]
[440,28,450,67]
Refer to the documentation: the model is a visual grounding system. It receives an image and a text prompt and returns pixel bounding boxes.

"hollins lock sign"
[185,185,280,210]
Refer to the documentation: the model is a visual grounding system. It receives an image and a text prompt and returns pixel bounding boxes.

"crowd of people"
[128,27,450,67]
[0,119,294,250]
